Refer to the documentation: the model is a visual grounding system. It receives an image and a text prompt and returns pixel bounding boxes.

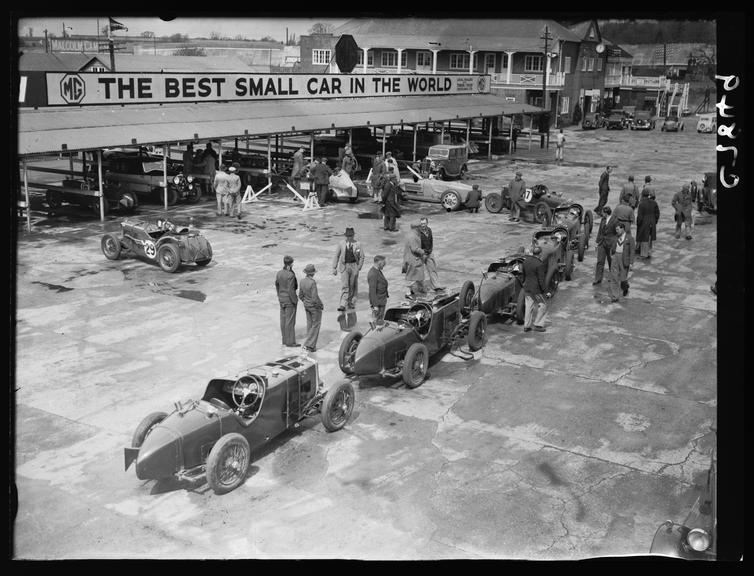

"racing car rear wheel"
[564,252,575,281]
[515,289,526,325]
[195,243,213,267]
[402,343,429,389]
[46,190,63,209]
[101,233,122,260]
[157,243,181,273]
[459,280,475,315]
[484,192,504,213]
[90,196,110,217]
[440,190,461,212]
[534,201,552,226]
[577,234,587,262]
[321,380,355,432]
[338,331,362,375]
[206,433,250,495]
[545,264,560,294]
[158,187,179,206]
[467,311,486,351]
[131,411,168,448]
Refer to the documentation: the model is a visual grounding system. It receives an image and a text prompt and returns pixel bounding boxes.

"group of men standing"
[182,142,242,217]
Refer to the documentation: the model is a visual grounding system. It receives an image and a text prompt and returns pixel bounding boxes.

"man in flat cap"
[508,170,526,222]
[332,227,365,311]
[299,264,323,352]
[225,162,243,218]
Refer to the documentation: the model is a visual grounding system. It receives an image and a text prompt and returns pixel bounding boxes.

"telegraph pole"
[540,25,553,116]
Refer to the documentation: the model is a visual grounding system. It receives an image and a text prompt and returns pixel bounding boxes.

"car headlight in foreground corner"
[687,528,711,552]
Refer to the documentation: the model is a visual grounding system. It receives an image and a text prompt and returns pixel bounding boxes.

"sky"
[15,15,350,41]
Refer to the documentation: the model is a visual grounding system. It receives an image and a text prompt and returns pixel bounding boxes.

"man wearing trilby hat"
[332,227,365,311]
[299,264,323,352]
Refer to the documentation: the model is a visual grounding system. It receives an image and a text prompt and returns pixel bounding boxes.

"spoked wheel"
[564,252,575,281]
[441,190,461,212]
[484,192,503,213]
[157,243,181,273]
[534,201,552,226]
[577,234,587,262]
[46,190,63,209]
[195,243,213,267]
[467,311,486,351]
[321,380,355,432]
[402,342,429,389]
[206,433,250,495]
[338,331,362,375]
[459,280,475,315]
[101,233,122,260]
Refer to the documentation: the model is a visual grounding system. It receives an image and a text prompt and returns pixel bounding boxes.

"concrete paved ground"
[12,125,720,559]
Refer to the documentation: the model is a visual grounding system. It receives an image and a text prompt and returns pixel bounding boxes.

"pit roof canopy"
[18,95,543,157]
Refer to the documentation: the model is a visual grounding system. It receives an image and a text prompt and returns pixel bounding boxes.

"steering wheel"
[408,307,431,330]
[231,375,265,411]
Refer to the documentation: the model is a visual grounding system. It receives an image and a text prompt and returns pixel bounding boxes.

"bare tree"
[210,30,222,40]
[141,31,155,38]
[234,34,247,41]
[308,22,334,35]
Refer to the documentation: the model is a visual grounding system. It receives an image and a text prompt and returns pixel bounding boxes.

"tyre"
[584,210,594,242]
[46,190,63,209]
[157,243,181,273]
[402,342,429,388]
[195,243,213,266]
[577,234,587,262]
[101,233,122,260]
[467,311,486,351]
[349,196,358,204]
[321,380,355,432]
[459,280,475,315]
[205,433,250,495]
[484,192,503,213]
[515,289,525,325]
[545,262,560,293]
[131,411,168,448]
[185,186,201,204]
[440,190,461,212]
[460,165,468,179]
[338,330,362,375]
[159,186,179,206]
[121,191,139,212]
[438,168,447,181]
[91,196,110,217]
[564,252,574,281]
[534,201,552,226]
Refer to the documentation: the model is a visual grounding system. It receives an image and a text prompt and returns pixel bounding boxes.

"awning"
[18,95,543,157]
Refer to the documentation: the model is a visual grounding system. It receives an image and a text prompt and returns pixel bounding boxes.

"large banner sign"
[45,73,491,106]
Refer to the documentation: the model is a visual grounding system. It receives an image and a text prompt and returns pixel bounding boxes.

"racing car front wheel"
[441,190,461,212]
[338,331,362,375]
[459,281,476,315]
[157,243,181,273]
[101,233,122,260]
[402,343,429,389]
[564,252,575,281]
[321,380,355,432]
[158,186,179,206]
[131,411,168,448]
[206,433,250,495]
[515,290,526,325]
[484,192,504,213]
[534,202,552,226]
[196,243,213,267]
[467,311,486,351]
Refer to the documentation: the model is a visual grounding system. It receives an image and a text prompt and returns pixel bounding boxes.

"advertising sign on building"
[50,39,100,53]
[45,73,491,106]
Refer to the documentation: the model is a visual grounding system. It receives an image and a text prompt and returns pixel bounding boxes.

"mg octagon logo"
[60,74,86,104]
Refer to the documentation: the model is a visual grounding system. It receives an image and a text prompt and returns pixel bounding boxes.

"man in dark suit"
[607,222,636,302]
[592,206,614,285]
[521,243,550,333]
[367,255,389,322]
[309,157,333,206]
[595,165,612,216]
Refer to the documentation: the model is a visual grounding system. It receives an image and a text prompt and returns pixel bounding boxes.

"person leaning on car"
[521,243,550,333]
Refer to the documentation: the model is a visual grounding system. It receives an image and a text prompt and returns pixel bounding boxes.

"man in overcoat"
[403,225,426,297]
[381,179,402,231]
[636,189,660,259]
[367,255,389,322]
[275,255,299,346]
[332,227,365,311]
[607,222,636,302]
[309,157,333,206]
[595,165,612,216]
[521,244,550,332]
[508,170,526,222]
[671,184,694,239]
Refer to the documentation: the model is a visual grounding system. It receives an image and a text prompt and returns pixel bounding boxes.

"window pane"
[564,56,571,73]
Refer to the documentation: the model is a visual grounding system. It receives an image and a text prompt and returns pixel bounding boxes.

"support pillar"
[163,144,168,211]
[97,150,104,221]
[22,159,31,232]
[431,49,439,74]
[412,125,417,162]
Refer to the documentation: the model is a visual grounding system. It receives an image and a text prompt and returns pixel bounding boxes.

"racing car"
[338,290,486,388]
[101,219,213,273]
[549,203,594,268]
[460,253,527,326]
[484,184,573,225]
[125,354,355,495]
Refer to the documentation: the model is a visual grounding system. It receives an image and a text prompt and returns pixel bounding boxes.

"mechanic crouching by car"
[521,243,550,333]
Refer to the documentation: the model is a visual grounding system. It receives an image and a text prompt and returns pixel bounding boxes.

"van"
[696,113,716,133]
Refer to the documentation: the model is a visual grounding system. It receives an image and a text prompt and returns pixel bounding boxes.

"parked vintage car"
[338,290,486,388]
[416,144,469,180]
[661,115,685,132]
[605,113,627,130]
[581,112,605,130]
[98,149,200,205]
[45,175,138,217]
[699,171,717,214]
[549,203,594,268]
[696,113,717,133]
[631,110,656,130]
[400,171,478,212]
[462,253,527,326]
[125,355,354,495]
[484,183,573,225]
[387,129,442,161]
[217,151,292,193]
[314,127,380,162]
[650,448,716,559]
[101,219,213,273]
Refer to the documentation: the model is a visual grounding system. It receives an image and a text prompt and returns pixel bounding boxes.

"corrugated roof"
[108,54,252,72]
[332,18,581,51]
[18,95,543,157]
[19,52,106,72]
